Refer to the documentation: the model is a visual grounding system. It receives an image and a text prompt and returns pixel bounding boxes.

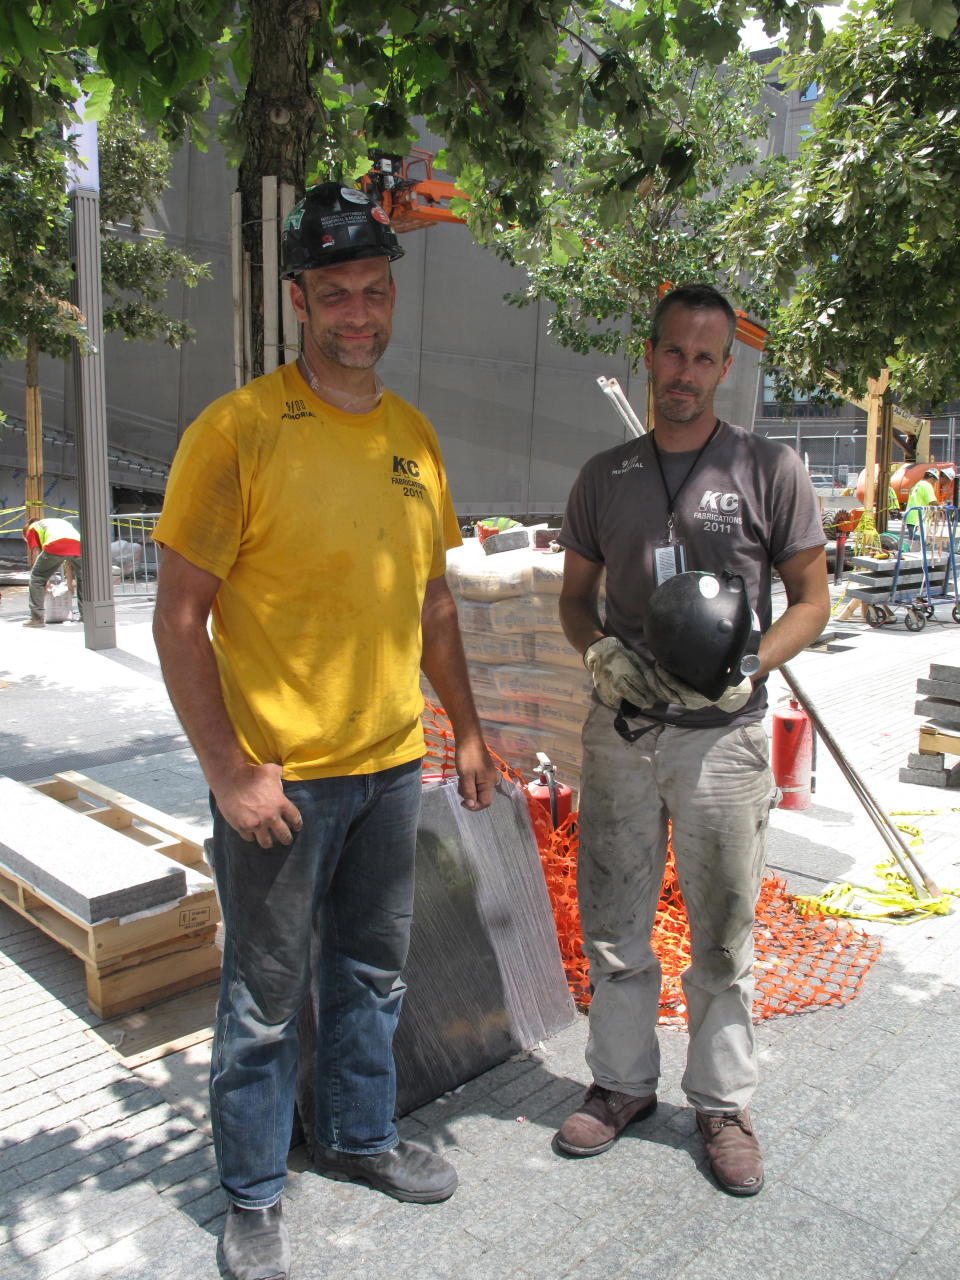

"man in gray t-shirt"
[555,284,829,1197]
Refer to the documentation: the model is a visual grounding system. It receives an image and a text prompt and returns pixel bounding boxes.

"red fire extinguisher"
[526,753,573,829]
[771,698,815,810]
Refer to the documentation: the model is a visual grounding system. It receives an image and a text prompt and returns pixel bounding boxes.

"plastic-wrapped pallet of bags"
[456,594,563,635]
[529,551,565,595]
[456,545,533,601]
[44,574,71,624]
[480,663,593,704]
[459,630,535,666]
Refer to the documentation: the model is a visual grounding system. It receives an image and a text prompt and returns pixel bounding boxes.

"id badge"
[653,538,686,585]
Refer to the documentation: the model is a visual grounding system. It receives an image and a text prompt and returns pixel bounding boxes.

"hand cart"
[846,505,960,631]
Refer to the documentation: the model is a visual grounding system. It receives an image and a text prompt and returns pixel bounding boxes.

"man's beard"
[654,382,708,424]
[318,330,389,370]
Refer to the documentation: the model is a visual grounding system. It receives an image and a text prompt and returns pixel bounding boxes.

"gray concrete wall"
[0,123,765,523]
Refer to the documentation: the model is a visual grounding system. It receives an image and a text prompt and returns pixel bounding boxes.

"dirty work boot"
[222,1200,290,1280]
[555,1084,657,1157]
[696,1109,764,1196]
[313,1139,458,1203]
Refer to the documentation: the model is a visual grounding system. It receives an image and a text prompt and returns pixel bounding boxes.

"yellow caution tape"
[797,811,960,922]
[890,807,960,817]
[0,504,79,518]
[829,587,848,616]
[796,870,958,923]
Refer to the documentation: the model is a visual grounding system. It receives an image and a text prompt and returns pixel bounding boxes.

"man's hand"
[455,740,499,811]
[583,636,662,708]
[651,664,754,713]
[211,762,303,848]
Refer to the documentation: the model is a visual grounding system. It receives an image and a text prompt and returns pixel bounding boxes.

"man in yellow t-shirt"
[153,183,497,1280]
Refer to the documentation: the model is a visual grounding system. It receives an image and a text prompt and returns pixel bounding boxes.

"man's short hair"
[651,284,738,358]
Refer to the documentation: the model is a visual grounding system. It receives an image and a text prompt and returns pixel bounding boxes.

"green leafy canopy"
[0,111,208,365]
[724,0,960,410]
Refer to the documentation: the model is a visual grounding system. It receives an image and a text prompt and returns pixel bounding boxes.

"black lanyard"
[651,418,721,543]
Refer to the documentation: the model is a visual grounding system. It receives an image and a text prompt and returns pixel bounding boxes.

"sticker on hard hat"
[698,575,720,598]
[322,234,334,247]
[285,209,305,231]
[371,205,391,224]
[340,187,370,203]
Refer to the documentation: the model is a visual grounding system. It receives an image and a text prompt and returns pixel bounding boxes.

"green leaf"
[81,78,114,123]
[928,0,960,37]
[388,5,419,38]
[9,9,44,65]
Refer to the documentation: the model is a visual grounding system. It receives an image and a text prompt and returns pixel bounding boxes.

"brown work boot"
[697,1109,764,1196]
[555,1084,657,1157]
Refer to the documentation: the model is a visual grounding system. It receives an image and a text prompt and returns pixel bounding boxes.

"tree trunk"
[24,334,44,523]
[238,0,319,378]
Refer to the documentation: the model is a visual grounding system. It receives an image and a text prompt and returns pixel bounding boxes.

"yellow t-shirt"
[154,363,461,778]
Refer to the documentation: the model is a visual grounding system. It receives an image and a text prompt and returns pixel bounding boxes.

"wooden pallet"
[0,771,220,1020]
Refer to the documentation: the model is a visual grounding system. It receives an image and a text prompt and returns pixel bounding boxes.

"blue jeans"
[208,758,422,1208]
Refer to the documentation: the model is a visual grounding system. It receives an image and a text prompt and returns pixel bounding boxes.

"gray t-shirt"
[560,421,826,727]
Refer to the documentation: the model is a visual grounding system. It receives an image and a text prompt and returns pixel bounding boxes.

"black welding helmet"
[644,570,761,701]
[280,182,404,277]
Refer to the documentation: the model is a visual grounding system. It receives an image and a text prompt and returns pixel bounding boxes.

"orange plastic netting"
[422,703,882,1023]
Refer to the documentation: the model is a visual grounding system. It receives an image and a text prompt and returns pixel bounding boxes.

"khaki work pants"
[577,701,774,1114]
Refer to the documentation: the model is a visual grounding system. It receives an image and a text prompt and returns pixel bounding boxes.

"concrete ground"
[1,578,959,1280]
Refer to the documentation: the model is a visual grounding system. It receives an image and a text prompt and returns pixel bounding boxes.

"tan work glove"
[583,636,660,709]
[651,663,754,713]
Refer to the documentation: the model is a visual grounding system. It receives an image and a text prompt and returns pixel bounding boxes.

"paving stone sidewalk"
[2,589,960,1279]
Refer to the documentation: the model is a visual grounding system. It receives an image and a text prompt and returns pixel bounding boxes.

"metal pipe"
[780,663,940,899]
[597,376,644,437]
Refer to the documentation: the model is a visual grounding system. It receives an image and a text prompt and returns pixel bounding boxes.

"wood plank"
[834,597,864,621]
[49,772,208,868]
[91,983,218,1069]
[90,890,218,964]
[86,944,221,1021]
[919,725,960,757]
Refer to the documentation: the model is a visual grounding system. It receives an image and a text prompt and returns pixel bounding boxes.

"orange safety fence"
[423,702,882,1023]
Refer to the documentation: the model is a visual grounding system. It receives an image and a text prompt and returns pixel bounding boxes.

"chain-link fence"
[110,513,161,597]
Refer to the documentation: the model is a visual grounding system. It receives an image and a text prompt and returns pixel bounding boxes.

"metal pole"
[597,376,644,437]
[781,663,940,899]
[68,115,116,650]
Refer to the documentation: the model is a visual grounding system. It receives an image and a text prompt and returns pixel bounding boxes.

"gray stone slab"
[906,751,946,770]
[483,528,531,554]
[898,767,952,787]
[929,662,960,684]
[0,775,186,923]
[915,699,960,729]
[916,677,960,702]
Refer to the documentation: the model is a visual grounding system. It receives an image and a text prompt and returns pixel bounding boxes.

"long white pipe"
[597,376,644,436]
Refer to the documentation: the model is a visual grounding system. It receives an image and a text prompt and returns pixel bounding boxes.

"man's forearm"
[559,595,605,658]
[756,602,829,678]
[154,616,248,790]
[420,588,484,744]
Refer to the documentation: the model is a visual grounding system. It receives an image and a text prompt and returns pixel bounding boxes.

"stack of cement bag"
[425,532,595,798]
